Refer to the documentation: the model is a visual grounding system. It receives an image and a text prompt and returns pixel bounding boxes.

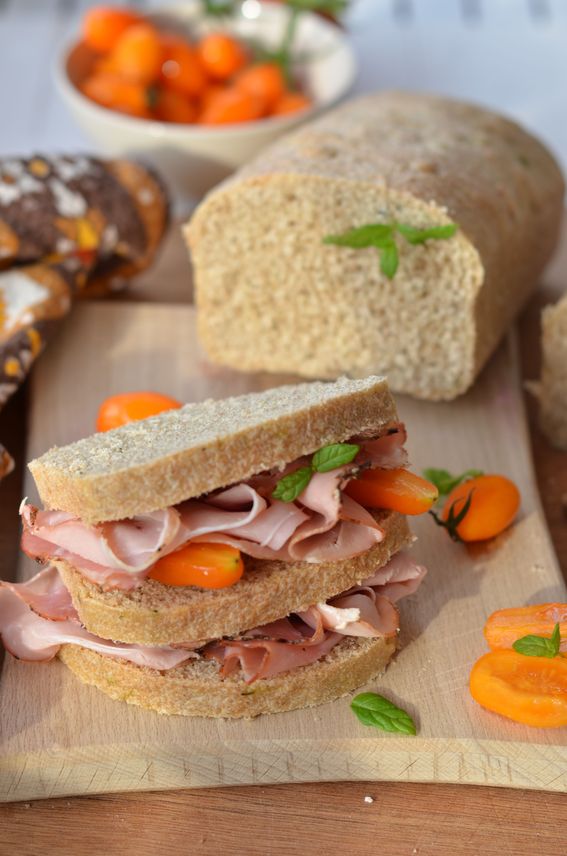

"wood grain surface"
[1,301,566,809]
[0,226,566,853]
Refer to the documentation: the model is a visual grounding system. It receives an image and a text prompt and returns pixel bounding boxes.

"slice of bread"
[58,633,396,718]
[29,375,397,524]
[538,293,567,449]
[186,91,564,401]
[56,510,411,644]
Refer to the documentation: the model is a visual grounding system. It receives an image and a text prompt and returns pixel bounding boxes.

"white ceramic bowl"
[55,0,357,200]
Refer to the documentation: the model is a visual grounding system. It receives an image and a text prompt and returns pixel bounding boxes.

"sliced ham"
[20,432,407,590]
[0,584,195,669]
[204,631,341,684]
[0,566,77,621]
[0,551,427,684]
[361,551,427,603]
[206,552,426,683]
[354,424,408,469]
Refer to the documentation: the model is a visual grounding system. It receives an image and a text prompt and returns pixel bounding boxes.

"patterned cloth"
[0,154,170,476]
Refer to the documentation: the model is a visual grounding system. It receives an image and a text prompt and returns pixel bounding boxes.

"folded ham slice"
[20,429,407,591]
[204,553,426,683]
[0,551,426,682]
[0,584,196,669]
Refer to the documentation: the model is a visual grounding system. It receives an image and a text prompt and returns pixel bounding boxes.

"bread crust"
[58,634,396,718]
[56,510,411,644]
[538,293,567,449]
[187,91,564,400]
[29,375,397,523]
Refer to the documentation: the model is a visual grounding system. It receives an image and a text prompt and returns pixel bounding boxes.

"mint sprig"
[396,223,458,244]
[423,468,483,498]
[323,221,458,280]
[272,442,360,503]
[351,692,416,735]
[513,623,561,658]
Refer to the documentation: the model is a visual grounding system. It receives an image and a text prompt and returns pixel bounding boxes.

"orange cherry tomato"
[441,475,520,542]
[153,87,197,124]
[81,74,151,118]
[199,83,225,111]
[469,649,567,728]
[344,468,439,516]
[198,87,264,125]
[160,36,208,98]
[235,63,285,113]
[83,7,142,54]
[96,392,181,432]
[148,542,244,588]
[111,23,163,85]
[197,32,248,81]
[484,603,567,651]
[271,91,312,116]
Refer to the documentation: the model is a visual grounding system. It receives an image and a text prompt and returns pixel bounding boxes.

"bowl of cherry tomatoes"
[55,1,357,199]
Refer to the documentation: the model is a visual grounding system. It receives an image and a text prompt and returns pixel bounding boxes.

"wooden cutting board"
[1,302,566,803]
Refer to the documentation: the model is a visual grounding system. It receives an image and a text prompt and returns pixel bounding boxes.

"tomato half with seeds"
[96,391,181,431]
[484,603,567,651]
[148,542,244,588]
[469,649,567,728]
[344,468,438,515]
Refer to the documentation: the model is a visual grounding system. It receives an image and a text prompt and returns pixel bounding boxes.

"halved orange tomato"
[484,603,567,651]
[148,542,244,589]
[96,391,181,431]
[344,468,438,516]
[469,649,567,728]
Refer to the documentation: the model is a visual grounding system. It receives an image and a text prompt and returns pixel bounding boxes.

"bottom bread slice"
[58,634,396,718]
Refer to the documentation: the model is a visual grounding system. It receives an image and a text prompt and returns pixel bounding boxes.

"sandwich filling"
[20,426,408,591]
[0,552,426,684]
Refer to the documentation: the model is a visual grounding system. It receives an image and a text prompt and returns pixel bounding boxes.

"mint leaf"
[351,692,416,735]
[272,466,313,503]
[423,468,483,497]
[287,0,349,12]
[396,223,458,244]
[323,224,393,249]
[513,623,561,658]
[379,239,399,279]
[312,442,360,473]
[323,220,458,282]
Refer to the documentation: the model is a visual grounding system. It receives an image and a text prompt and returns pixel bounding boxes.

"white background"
[0,0,566,166]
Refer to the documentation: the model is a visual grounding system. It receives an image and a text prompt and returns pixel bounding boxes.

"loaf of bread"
[186,92,564,400]
[536,293,567,449]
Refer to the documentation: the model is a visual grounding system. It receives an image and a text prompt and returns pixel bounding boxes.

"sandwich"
[0,376,432,718]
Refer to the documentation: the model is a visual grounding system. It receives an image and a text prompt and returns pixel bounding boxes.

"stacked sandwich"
[0,376,429,718]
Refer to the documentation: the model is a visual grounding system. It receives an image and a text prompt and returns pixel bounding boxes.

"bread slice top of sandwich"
[29,375,397,524]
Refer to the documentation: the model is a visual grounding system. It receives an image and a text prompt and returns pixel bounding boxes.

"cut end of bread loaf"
[187,91,564,401]
[56,510,411,644]
[189,175,483,399]
[538,293,567,449]
[28,375,397,523]
[58,633,396,718]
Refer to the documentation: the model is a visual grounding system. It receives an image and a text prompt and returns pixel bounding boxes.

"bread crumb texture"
[187,91,564,401]
[59,634,396,718]
[539,292,567,449]
[29,375,397,522]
